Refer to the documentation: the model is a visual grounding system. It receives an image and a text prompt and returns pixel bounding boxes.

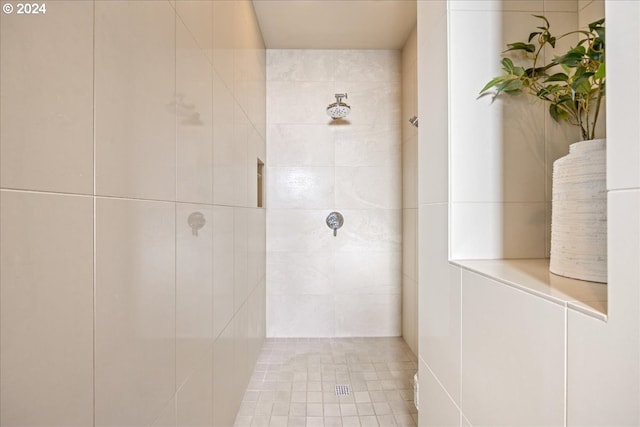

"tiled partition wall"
[402,28,419,356]
[449,1,596,260]
[0,1,266,426]
[266,50,402,337]
[418,0,640,425]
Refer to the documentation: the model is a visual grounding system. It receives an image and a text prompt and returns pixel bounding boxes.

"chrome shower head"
[327,93,350,120]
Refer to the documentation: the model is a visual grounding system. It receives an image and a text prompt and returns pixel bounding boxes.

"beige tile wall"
[0,1,266,426]
[266,49,402,338]
[402,26,419,356]
[418,1,640,426]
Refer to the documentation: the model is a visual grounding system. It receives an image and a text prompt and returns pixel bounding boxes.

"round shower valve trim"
[326,211,344,237]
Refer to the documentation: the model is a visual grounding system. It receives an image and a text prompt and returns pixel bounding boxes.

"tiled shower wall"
[401,28,419,356]
[416,1,640,426]
[266,50,402,338]
[0,1,265,426]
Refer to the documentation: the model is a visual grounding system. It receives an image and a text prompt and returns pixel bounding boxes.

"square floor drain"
[335,384,351,396]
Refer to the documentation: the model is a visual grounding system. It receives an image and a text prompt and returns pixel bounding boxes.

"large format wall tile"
[95,198,176,427]
[1,2,266,427]
[267,49,336,82]
[234,208,249,311]
[267,294,335,337]
[213,85,250,207]
[335,251,401,295]
[213,206,235,339]
[95,0,176,201]
[175,0,213,61]
[248,208,267,292]
[176,203,214,387]
[335,166,402,209]
[421,262,461,408]
[335,125,401,168]
[0,1,94,194]
[403,134,418,209]
[336,209,402,254]
[268,251,334,295]
[0,191,93,426]
[402,25,419,355]
[607,0,640,190]
[267,209,335,253]
[461,270,565,426]
[267,81,335,125]
[334,81,402,127]
[566,189,640,425]
[213,323,236,427]
[233,302,250,405]
[268,124,334,167]
[334,293,401,337]
[334,50,401,83]
[248,279,267,368]
[266,50,401,337]
[177,355,214,427]
[176,18,214,204]
[451,202,547,259]
[267,166,335,209]
[417,1,448,206]
[419,363,461,427]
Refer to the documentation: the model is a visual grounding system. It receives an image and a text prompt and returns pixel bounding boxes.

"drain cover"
[335,384,351,396]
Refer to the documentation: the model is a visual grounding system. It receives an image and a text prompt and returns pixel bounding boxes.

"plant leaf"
[500,79,523,93]
[505,42,536,53]
[532,14,550,28]
[594,62,606,80]
[588,18,605,31]
[553,50,584,68]
[549,103,570,122]
[545,72,569,82]
[528,32,541,42]
[479,76,508,94]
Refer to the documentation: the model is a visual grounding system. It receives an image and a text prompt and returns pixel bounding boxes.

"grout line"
[173,4,178,404]
[92,1,97,425]
[563,304,568,427]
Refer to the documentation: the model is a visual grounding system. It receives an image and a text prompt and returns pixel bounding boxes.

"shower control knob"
[326,211,344,237]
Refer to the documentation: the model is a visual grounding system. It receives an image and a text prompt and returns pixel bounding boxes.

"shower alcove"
[265,49,404,338]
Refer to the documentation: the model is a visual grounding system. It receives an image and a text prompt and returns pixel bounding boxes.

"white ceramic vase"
[550,138,607,283]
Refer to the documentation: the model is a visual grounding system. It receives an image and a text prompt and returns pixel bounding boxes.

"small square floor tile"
[306,416,324,427]
[340,403,358,417]
[342,416,361,427]
[325,416,343,426]
[233,338,418,427]
[307,403,323,417]
[361,415,379,427]
[269,415,288,427]
[287,417,305,427]
[290,403,306,417]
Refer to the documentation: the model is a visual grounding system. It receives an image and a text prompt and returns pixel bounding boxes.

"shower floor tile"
[233,337,418,427]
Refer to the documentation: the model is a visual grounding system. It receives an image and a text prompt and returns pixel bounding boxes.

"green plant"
[479,15,605,141]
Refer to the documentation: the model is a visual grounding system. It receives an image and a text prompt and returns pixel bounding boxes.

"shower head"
[409,116,419,128]
[327,93,350,120]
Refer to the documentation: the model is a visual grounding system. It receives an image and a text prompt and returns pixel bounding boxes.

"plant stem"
[591,83,604,140]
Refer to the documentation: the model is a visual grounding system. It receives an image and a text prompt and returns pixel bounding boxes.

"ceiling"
[251,0,417,49]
